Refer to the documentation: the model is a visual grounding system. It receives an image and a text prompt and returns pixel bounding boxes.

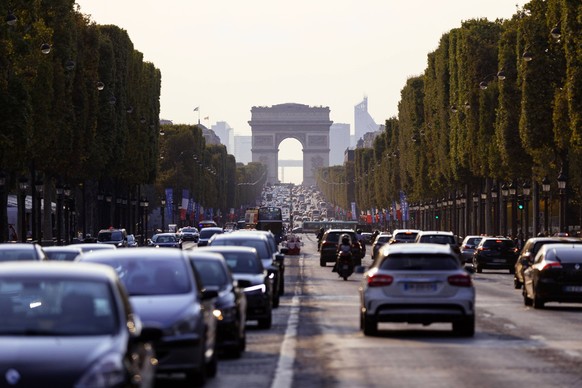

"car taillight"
[321,242,334,248]
[478,247,489,251]
[367,274,393,287]
[447,274,473,287]
[542,262,562,271]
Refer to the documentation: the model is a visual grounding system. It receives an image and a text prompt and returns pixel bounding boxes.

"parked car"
[208,231,282,308]
[43,245,84,261]
[188,249,248,357]
[514,236,582,289]
[197,227,224,247]
[96,227,128,248]
[319,229,364,267]
[0,243,47,261]
[198,246,273,329]
[371,233,392,261]
[388,229,421,244]
[148,232,182,248]
[472,237,519,273]
[523,244,582,309]
[460,235,483,264]
[0,261,161,387]
[359,243,475,337]
[78,248,218,385]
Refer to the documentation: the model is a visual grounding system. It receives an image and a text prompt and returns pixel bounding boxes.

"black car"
[0,262,161,387]
[188,250,248,357]
[319,229,364,267]
[472,237,519,273]
[147,232,182,248]
[523,244,582,308]
[514,237,582,289]
[209,231,282,308]
[96,228,128,248]
[197,227,224,247]
[79,248,218,385]
[199,246,273,329]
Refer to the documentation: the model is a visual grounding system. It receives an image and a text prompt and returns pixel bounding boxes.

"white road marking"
[271,256,303,388]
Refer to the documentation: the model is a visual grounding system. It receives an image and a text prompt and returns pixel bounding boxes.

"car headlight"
[244,284,266,294]
[167,311,199,336]
[213,306,237,321]
[75,353,125,388]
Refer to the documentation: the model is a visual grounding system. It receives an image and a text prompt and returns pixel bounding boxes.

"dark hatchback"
[514,236,582,289]
[523,244,582,308]
[472,237,519,273]
[319,229,364,267]
[197,227,224,247]
[0,262,161,387]
[199,246,273,329]
[188,250,248,358]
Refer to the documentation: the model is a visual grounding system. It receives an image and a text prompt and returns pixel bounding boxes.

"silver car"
[359,243,475,337]
[460,235,483,263]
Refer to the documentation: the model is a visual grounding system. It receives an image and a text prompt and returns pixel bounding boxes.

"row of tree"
[318,0,581,231]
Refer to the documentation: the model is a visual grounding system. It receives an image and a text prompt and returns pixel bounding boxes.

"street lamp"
[34,179,43,242]
[105,193,113,227]
[557,170,567,233]
[143,198,150,243]
[64,185,71,244]
[501,183,509,236]
[509,181,517,238]
[491,185,498,236]
[542,177,551,234]
[472,192,479,234]
[18,176,28,242]
[480,192,487,234]
[161,198,166,233]
[56,183,64,245]
[522,181,531,239]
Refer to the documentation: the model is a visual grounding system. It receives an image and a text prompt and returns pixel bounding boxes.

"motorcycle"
[335,251,354,281]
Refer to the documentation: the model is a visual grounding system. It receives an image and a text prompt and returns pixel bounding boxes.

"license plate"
[492,259,506,263]
[403,283,437,292]
[564,286,582,293]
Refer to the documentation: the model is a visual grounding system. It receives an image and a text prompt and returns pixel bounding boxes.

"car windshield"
[86,257,192,295]
[380,254,460,270]
[154,235,177,243]
[45,251,80,261]
[0,249,36,261]
[211,238,269,258]
[219,252,263,274]
[377,236,390,243]
[200,229,221,238]
[419,235,456,244]
[98,231,123,241]
[0,278,118,336]
[191,259,228,288]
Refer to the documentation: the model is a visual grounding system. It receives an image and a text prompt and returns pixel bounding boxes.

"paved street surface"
[204,235,582,388]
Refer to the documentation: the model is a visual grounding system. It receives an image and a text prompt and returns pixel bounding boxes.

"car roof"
[0,261,118,281]
[0,243,40,250]
[185,250,227,262]
[43,246,84,253]
[80,247,187,261]
[212,232,267,241]
[380,242,455,256]
[392,229,421,234]
[416,231,454,236]
[198,246,258,254]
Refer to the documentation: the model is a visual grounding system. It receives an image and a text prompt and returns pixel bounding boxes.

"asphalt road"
[204,235,582,388]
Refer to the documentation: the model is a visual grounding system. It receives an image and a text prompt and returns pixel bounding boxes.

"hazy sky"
[75,0,528,183]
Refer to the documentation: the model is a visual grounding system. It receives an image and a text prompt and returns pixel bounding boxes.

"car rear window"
[380,254,460,270]
[483,239,515,249]
[419,235,455,244]
[552,249,582,264]
[465,237,481,246]
[394,232,418,242]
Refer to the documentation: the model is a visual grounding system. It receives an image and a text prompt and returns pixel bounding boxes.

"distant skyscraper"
[234,135,252,164]
[211,121,234,154]
[329,123,350,166]
[354,96,380,145]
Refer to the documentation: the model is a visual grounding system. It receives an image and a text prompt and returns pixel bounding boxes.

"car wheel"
[273,293,280,308]
[320,258,326,267]
[533,287,545,309]
[279,275,285,295]
[185,345,207,386]
[509,267,515,274]
[523,288,533,306]
[452,316,475,337]
[363,314,377,336]
[258,314,272,329]
[514,277,522,289]
[474,261,482,273]
[360,310,364,330]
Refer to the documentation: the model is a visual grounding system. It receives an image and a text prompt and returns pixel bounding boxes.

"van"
[97,228,128,248]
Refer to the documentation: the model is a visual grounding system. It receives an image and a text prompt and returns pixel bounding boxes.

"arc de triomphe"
[248,103,332,186]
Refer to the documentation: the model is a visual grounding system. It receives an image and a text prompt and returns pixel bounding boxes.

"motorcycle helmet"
[341,234,350,245]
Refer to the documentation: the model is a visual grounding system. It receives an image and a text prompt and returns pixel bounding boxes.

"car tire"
[185,345,207,386]
[474,260,482,273]
[320,258,326,267]
[452,316,475,337]
[279,274,285,295]
[523,288,533,306]
[514,277,522,289]
[258,314,272,329]
[363,314,377,336]
[533,288,545,309]
[273,293,280,308]
[509,267,515,274]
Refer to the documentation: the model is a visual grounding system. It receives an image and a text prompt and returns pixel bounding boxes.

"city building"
[354,96,380,146]
[329,123,350,166]
[234,135,252,164]
[211,121,234,154]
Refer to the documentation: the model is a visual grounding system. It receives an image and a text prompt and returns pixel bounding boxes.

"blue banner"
[165,188,173,221]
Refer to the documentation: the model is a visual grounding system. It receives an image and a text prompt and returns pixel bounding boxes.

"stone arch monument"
[248,103,332,186]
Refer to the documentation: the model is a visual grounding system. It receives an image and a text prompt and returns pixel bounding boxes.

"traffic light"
[518,200,524,210]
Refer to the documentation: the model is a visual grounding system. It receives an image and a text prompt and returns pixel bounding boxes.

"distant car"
[78,248,218,385]
[414,231,462,261]
[361,232,374,245]
[43,246,84,261]
[514,236,582,289]
[188,250,248,357]
[460,235,483,264]
[0,261,161,387]
[359,243,475,337]
[199,246,273,329]
[148,232,182,248]
[472,237,519,273]
[96,228,128,248]
[388,229,421,244]
[523,244,582,309]
[198,220,218,229]
[197,227,224,247]
[179,226,200,242]
[371,233,392,261]
[319,229,364,267]
[0,243,47,261]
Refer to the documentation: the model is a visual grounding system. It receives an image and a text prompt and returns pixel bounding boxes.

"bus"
[302,220,358,233]
[245,206,284,243]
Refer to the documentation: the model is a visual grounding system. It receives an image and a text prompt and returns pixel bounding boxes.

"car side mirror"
[201,289,218,300]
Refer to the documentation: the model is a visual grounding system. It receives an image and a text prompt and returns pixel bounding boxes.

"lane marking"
[271,255,303,388]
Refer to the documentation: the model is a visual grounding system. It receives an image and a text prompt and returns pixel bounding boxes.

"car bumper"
[154,333,204,374]
[474,256,516,269]
[535,281,582,304]
[245,293,271,320]
[216,319,241,349]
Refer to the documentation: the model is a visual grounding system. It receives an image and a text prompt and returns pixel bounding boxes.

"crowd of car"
[0,222,289,386]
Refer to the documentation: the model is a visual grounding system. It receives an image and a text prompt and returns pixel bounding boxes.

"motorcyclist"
[333,234,353,273]
[316,227,325,251]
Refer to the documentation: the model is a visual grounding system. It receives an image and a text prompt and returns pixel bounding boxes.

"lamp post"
[64,185,71,244]
[161,198,166,232]
[143,198,149,243]
[522,182,531,239]
[460,194,467,237]
[97,192,104,231]
[34,179,43,242]
[130,197,137,234]
[472,193,479,234]
[557,170,567,233]
[480,192,487,234]
[542,177,550,234]
[139,198,146,245]
[18,177,28,242]
[509,182,517,238]
[501,184,509,236]
[56,183,64,245]
[491,185,498,236]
